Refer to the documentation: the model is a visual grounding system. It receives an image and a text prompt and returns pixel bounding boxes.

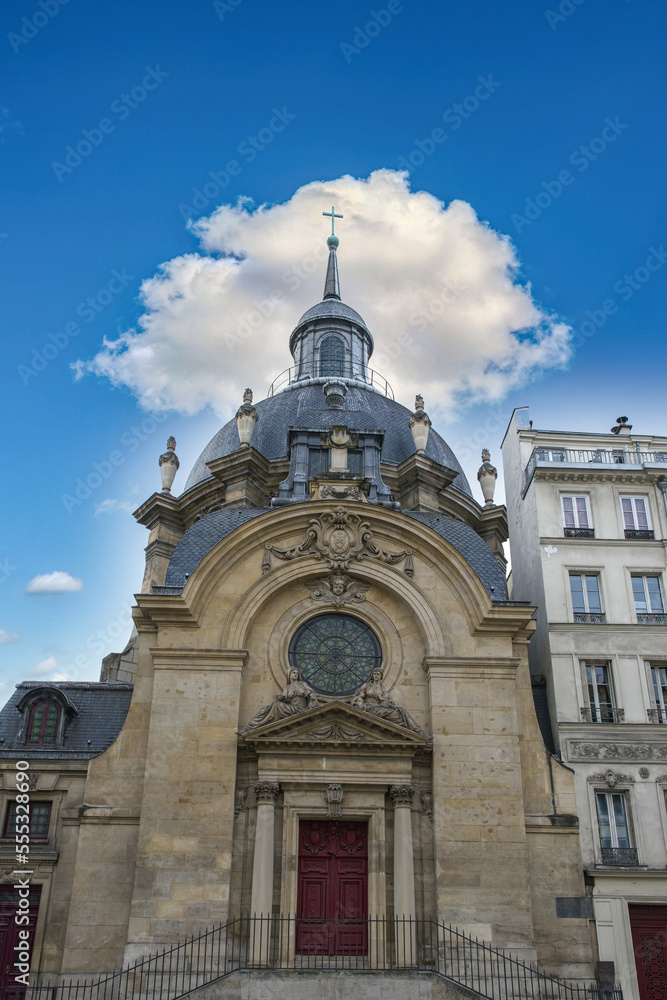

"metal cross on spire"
[323,205,343,238]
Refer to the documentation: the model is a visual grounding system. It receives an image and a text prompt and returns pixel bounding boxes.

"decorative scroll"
[323,784,344,817]
[569,741,667,761]
[262,506,413,576]
[587,770,635,788]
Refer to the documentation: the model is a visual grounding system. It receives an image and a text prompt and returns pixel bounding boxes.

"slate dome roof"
[290,298,371,346]
[183,383,472,497]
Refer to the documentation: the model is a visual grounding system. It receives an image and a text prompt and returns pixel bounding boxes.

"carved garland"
[262,506,413,576]
[569,742,667,761]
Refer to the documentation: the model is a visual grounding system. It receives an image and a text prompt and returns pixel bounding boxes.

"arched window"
[25,700,61,745]
[319,336,345,378]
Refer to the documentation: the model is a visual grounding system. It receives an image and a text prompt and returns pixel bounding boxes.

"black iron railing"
[637,613,667,625]
[564,528,595,539]
[580,706,625,723]
[600,847,639,866]
[11,916,621,1000]
[267,363,394,398]
[624,529,655,540]
[573,613,606,624]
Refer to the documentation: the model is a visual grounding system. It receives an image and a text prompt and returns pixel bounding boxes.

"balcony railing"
[600,847,639,866]
[267,362,394,398]
[637,613,667,624]
[580,707,625,723]
[524,447,667,491]
[624,529,655,540]
[564,527,595,539]
[15,915,620,1000]
[574,612,606,624]
[647,708,667,723]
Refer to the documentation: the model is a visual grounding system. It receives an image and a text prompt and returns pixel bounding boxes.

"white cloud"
[75,170,571,419]
[94,499,133,518]
[49,672,69,682]
[26,571,83,594]
[0,630,19,644]
[29,656,59,676]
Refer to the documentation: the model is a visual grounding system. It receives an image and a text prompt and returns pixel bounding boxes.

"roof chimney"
[611,416,632,436]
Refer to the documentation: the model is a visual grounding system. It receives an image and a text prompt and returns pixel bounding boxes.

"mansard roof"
[0,681,133,759]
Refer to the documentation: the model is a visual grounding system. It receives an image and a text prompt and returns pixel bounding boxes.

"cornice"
[423,655,521,681]
[134,593,199,627]
[149,648,248,671]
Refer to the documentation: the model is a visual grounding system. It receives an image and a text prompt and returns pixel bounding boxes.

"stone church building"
[1,230,600,995]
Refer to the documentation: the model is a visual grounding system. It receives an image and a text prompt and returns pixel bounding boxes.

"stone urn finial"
[236,388,258,447]
[477,448,498,506]
[159,437,180,494]
[409,394,431,454]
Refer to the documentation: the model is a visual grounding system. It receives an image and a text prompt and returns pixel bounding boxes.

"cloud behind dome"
[75,170,571,417]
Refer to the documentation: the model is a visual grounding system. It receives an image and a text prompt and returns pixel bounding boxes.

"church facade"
[1,231,598,993]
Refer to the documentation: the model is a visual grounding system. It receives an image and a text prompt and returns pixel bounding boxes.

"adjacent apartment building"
[503,407,667,1000]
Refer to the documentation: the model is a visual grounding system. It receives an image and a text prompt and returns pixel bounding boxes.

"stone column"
[390,784,417,965]
[250,781,279,964]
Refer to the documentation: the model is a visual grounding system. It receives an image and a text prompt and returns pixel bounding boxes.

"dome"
[183,383,472,497]
[290,298,371,344]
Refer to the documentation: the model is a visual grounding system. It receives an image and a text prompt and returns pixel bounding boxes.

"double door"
[296,820,368,955]
[629,904,667,1000]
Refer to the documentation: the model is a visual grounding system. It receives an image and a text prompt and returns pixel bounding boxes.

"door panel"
[0,886,41,996]
[296,820,368,955]
[629,904,667,1000]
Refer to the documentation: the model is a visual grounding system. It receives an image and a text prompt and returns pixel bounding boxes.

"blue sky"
[2,0,666,695]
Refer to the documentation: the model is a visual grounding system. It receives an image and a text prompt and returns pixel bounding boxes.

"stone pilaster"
[250,782,279,918]
[390,783,417,966]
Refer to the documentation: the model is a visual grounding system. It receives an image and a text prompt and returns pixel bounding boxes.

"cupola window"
[319,336,345,378]
[26,700,60,745]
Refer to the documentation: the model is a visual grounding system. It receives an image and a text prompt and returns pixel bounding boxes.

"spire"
[322,205,343,301]
[323,238,340,300]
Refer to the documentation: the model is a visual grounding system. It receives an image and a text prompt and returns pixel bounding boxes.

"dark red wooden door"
[629,905,667,1000]
[296,820,368,955]
[0,886,41,998]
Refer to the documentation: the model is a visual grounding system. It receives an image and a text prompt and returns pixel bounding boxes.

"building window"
[632,575,666,624]
[583,663,621,722]
[347,450,363,475]
[537,448,565,462]
[562,496,594,538]
[569,573,605,623]
[25,700,60,745]
[308,449,329,478]
[648,664,667,723]
[3,801,52,840]
[595,791,638,865]
[621,496,654,539]
[319,336,345,378]
[288,613,382,695]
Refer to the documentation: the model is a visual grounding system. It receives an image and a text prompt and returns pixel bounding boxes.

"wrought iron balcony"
[573,612,606,624]
[580,706,625,723]
[564,527,595,539]
[647,708,667,723]
[600,847,639,866]
[624,529,655,540]
[524,446,667,491]
[637,612,667,624]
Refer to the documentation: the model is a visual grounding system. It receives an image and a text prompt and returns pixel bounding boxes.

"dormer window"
[26,699,60,745]
[319,335,345,377]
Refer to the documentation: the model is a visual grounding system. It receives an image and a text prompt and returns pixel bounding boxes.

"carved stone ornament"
[420,790,433,816]
[323,784,344,817]
[318,483,362,501]
[569,741,667,761]
[390,784,416,807]
[639,767,650,779]
[308,724,367,741]
[158,437,180,493]
[262,505,413,576]
[236,388,259,447]
[477,448,498,506]
[352,668,427,735]
[304,572,370,607]
[254,781,279,804]
[409,395,431,454]
[234,787,248,817]
[588,770,635,788]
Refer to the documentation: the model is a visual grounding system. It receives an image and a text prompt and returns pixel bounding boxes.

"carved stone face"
[371,668,383,682]
[288,668,300,682]
[331,575,346,595]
